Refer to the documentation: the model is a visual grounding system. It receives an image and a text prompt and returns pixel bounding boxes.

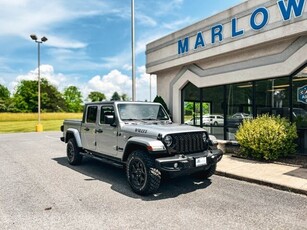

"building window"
[292,66,307,127]
[255,77,290,118]
[226,82,253,140]
[182,83,201,126]
[292,65,307,153]
[202,86,225,139]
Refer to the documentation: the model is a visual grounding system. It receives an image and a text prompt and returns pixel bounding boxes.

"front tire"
[126,150,161,195]
[67,138,83,165]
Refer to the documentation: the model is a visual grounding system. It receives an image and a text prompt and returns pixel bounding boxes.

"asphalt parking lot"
[1,132,306,230]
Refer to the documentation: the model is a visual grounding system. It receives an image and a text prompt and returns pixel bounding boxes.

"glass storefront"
[292,66,307,153]
[182,64,307,154]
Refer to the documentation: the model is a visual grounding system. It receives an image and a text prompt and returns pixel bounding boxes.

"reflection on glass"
[293,67,307,128]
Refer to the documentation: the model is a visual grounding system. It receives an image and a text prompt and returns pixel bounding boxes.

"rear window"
[86,106,98,123]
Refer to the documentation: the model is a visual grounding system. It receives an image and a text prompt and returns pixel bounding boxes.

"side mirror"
[104,115,115,125]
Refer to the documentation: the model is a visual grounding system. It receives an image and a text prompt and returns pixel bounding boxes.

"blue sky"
[0,0,244,101]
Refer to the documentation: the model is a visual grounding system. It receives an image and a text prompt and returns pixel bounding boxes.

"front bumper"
[155,149,223,176]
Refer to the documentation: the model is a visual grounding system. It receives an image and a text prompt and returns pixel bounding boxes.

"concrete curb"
[215,170,307,196]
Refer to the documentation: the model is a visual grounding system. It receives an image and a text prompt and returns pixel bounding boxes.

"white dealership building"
[146,0,307,153]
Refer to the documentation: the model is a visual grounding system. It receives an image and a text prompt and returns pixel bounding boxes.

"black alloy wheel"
[126,150,161,195]
[67,138,83,165]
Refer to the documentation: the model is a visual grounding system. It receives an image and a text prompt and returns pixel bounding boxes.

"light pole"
[149,74,152,102]
[131,0,136,101]
[30,34,48,132]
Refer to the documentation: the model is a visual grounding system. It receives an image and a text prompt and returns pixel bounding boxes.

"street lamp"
[30,34,48,132]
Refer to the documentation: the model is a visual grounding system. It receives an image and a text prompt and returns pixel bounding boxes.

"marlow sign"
[178,0,306,55]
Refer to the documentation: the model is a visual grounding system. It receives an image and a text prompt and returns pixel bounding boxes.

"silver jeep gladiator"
[60,101,223,195]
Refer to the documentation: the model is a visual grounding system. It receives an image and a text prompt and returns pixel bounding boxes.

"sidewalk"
[216,154,307,196]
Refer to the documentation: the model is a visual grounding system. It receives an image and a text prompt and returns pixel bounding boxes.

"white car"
[203,115,224,126]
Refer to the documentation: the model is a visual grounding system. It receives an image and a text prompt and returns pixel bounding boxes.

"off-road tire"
[67,138,83,165]
[192,164,216,179]
[126,150,161,195]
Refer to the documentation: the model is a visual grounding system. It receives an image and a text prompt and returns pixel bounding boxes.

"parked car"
[227,113,252,127]
[203,115,224,126]
[232,113,252,119]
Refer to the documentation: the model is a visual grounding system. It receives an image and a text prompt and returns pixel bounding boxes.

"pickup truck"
[60,101,223,195]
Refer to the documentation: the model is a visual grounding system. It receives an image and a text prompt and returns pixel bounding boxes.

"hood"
[121,121,206,138]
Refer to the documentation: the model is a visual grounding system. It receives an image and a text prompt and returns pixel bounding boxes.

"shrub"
[235,114,297,160]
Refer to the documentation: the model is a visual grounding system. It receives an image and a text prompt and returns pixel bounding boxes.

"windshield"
[117,104,170,121]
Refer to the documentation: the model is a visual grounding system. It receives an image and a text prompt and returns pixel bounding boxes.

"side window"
[100,106,114,124]
[86,106,98,123]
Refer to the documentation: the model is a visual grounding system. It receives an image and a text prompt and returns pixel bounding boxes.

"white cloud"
[136,66,157,102]
[83,66,156,101]
[155,0,184,16]
[11,64,68,92]
[0,0,111,49]
[10,65,156,102]
[137,14,157,27]
[44,35,87,49]
[162,16,195,31]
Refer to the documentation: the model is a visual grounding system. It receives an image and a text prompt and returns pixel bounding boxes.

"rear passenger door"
[81,105,98,151]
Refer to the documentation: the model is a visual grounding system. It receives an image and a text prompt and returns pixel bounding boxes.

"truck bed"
[63,119,82,133]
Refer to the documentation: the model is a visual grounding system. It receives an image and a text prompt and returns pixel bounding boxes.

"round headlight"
[202,133,208,142]
[164,135,173,147]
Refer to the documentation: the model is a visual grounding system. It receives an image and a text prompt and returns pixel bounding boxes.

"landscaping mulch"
[273,154,307,168]
[222,143,307,168]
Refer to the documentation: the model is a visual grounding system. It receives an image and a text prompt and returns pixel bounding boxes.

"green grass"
[0,113,82,133]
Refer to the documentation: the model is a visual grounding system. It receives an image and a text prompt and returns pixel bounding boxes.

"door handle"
[95,129,103,133]
[84,127,90,131]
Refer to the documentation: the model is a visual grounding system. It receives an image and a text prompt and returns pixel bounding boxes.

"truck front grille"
[169,132,206,154]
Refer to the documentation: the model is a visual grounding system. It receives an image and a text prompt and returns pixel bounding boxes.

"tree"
[154,95,170,114]
[12,79,66,112]
[63,86,83,112]
[41,79,67,112]
[121,93,129,101]
[111,91,121,101]
[13,80,38,112]
[0,84,10,112]
[0,84,10,100]
[88,91,106,102]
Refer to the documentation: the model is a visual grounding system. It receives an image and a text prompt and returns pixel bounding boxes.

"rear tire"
[126,150,161,195]
[67,138,83,165]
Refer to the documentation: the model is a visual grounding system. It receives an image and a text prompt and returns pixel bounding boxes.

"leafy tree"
[13,79,66,112]
[13,80,38,112]
[121,93,129,101]
[63,86,83,112]
[88,91,106,102]
[41,79,67,112]
[0,84,10,100]
[0,84,10,112]
[111,91,121,101]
